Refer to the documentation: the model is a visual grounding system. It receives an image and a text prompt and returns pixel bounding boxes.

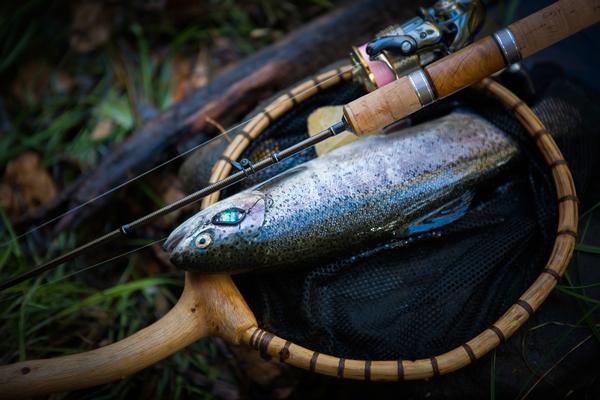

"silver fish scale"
[168,112,518,273]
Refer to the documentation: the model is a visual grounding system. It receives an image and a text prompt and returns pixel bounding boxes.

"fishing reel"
[352,0,485,91]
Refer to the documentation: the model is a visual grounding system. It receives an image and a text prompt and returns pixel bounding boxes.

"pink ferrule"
[357,44,396,88]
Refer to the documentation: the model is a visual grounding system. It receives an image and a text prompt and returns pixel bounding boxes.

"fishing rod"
[0,68,351,249]
[0,120,348,291]
[0,0,481,290]
[1,0,598,291]
[0,69,358,293]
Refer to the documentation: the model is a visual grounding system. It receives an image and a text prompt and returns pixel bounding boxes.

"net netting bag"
[179,63,595,381]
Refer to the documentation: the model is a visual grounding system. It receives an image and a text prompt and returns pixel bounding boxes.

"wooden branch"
[16,0,425,234]
[0,274,256,398]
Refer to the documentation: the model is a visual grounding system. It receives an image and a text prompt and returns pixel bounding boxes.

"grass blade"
[574,243,600,255]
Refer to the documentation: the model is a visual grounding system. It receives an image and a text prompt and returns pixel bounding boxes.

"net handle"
[0,273,257,397]
[0,65,355,398]
[221,77,577,381]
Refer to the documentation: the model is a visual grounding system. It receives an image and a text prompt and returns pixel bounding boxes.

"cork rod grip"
[343,76,422,136]
[344,0,600,136]
[510,0,600,59]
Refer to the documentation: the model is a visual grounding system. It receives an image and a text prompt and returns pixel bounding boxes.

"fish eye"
[212,207,246,226]
[194,232,213,249]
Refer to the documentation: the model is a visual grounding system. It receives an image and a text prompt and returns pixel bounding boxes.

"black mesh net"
[190,66,599,361]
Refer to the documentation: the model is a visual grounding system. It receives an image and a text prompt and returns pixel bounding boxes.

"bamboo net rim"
[204,66,578,381]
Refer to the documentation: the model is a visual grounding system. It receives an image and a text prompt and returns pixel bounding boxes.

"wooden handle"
[510,0,600,58]
[0,274,256,398]
[344,0,600,136]
[343,76,422,136]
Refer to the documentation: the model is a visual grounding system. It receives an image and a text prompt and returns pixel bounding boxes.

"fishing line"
[0,65,356,290]
[521,334,593,399]
[0,65,357,249]
[0,237,167,305]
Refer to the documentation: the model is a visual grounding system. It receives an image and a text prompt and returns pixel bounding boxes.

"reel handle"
[344,0,600,136]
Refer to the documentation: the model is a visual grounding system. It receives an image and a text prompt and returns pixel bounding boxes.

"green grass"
[490,348,497,400]
[514,200,600,398]
[574,243,600,255]
[0,1,333,398]
[0,215,228,398]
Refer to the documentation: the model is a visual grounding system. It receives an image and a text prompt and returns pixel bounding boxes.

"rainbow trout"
[165,112,518,273]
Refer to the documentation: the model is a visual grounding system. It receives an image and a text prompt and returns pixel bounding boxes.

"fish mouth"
[164,211,211,254]
[164,229,185,253]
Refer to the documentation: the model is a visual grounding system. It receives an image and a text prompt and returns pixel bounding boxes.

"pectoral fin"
[407,191,474,235]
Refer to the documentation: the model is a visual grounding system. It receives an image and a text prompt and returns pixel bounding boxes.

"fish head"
[165,191,267,272]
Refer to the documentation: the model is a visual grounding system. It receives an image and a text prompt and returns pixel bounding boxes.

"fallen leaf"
[90,119,113,140]
[152,242,176,270]
[250,28,271,39]
[10,60,52,105]
[70,1,112,53]
[191,49,210,89]
[187,370,241,400]
[51,71,77,94]
[229,345,285,386]
[79,307,112,326]
[171,55,192,103]
[212,36,239,67]
[159,177,186,227]
[171,49,209,103]
[0,152,57,219]
[153,288,170,318]
[134,253,162,277]
[229,344,300,398]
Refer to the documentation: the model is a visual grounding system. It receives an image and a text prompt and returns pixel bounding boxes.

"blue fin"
[407,191,474,235]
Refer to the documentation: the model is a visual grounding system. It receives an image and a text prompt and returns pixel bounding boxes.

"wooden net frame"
[205,66,578,380]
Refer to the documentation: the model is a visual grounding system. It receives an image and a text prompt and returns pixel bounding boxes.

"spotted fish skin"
[166,112,518,273]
